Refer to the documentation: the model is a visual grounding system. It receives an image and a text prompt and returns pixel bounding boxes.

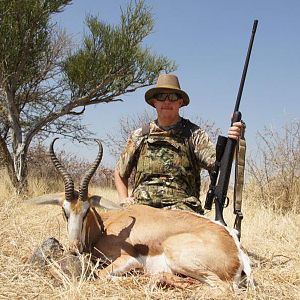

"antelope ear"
[27,193,65,206]
[89,195,121,210]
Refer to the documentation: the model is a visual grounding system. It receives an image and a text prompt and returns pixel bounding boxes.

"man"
[115,74,243,213]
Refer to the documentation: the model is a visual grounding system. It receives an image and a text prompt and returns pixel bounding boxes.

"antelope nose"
[68,240,82,253]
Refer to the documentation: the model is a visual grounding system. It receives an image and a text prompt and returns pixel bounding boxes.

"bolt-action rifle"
[204,20,258,231]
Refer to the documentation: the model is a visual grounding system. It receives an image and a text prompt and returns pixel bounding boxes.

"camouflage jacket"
[116,118,216,212]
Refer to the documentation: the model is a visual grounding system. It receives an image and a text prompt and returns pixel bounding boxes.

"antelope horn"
[49,138,75,202]
[79,140,103,202]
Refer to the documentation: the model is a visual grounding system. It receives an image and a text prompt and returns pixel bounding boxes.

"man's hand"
[228,121,245,140]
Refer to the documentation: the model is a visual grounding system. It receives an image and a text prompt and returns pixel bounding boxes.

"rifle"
[204,20,258,232]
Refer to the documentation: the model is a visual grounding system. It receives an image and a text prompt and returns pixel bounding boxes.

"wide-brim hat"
[145,74,190,107]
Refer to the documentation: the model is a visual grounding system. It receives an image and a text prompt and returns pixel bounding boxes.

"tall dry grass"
[247,120,300,214]
[0,170,299,300]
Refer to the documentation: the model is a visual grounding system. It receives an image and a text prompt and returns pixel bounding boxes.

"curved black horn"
[49,138,75,202]
[79,140,103,202]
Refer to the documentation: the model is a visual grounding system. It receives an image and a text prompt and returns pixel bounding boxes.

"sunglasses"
[154,93,181,102]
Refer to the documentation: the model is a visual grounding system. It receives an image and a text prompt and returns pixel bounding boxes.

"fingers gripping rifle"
[204,20,258,234]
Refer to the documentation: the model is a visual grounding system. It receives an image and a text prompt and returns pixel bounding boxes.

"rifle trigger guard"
[224,197,230,208]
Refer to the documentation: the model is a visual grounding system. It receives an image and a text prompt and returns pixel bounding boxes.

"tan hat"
[145,74,190,107]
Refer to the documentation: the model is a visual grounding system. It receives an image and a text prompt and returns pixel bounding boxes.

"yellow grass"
[0,172,299,299]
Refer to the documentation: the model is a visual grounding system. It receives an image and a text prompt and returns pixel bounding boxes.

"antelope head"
[30,138,120,252]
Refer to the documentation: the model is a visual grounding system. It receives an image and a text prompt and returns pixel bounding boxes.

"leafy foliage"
[63,1,175,99]
[0,0,71,96]
[0,0,175,192]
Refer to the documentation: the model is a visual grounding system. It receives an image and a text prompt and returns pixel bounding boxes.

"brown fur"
[70,200,84,214]
[83,204,242,284]
[32,192,248,287]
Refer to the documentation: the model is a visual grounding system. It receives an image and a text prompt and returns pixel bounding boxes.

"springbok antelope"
[31,138,252,289]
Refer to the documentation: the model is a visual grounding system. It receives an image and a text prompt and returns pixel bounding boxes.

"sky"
[52,0,300,166]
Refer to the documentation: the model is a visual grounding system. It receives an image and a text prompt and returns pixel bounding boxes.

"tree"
[0,0,175,193]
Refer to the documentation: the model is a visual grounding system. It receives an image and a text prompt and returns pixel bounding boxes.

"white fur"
[227,227,252,287]
[138,254,172,274]
[64,201,90,244]
[110,256,141,275]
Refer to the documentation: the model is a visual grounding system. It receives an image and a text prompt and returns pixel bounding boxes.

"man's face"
[152,93,183,118]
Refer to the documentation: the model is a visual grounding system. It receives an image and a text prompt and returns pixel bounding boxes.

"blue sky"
[53,0,299,166]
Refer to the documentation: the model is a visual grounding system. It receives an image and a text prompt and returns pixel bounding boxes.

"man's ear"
[89,195,121,210]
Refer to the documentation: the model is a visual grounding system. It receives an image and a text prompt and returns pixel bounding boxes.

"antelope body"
[31,139,252,289]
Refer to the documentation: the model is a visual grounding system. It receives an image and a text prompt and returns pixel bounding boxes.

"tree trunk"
[0,137,29,195]
[12,150,29,195]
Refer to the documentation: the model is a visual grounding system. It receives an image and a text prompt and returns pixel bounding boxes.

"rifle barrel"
[234,20,258,114]
[213,20,258,225]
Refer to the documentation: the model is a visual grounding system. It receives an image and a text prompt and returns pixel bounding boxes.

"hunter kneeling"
[115,74,244,213]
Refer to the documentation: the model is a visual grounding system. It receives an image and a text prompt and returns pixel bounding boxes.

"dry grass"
[247,120,300,214]
[0,172,299,300]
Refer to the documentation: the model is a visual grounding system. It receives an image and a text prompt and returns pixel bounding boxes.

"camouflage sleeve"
[191,128,216,171]
[115,128,144,179]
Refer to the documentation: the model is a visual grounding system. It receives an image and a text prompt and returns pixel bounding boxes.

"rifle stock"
[214,113,241,226]
[204,20,258,226]
[204,135,227,210]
